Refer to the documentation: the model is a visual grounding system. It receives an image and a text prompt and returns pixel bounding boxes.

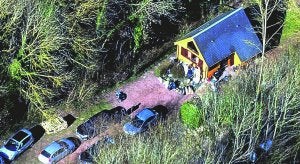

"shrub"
[154,60,172,77]
[170,64,185,79]
[154,67,161,77]
[180,102,202,129]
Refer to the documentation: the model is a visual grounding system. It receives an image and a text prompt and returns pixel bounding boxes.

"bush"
[170,64,185,79]
[154,67,161,77]
[154,60,172,77]
[180,102,202,129]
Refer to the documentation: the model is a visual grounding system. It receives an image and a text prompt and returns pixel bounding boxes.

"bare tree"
[246,0,286,97]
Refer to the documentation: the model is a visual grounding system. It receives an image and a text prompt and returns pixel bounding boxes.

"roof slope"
[192,8,262,67]
[182,9,238,40]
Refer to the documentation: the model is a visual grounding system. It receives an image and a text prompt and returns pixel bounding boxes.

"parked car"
[79,136,115,164]
[38,138,76,164]
[0,128,34,161]
[0,155,4,164]
[123,108,158,135]
[76,106,126,140]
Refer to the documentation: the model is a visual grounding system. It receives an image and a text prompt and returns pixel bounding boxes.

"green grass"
[281,1,300,40]
[76,101,111,125]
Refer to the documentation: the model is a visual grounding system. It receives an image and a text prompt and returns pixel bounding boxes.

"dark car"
[76,106,126,140]
[0,156,4,164]
[0,128,34,161]
[78,136,114,164]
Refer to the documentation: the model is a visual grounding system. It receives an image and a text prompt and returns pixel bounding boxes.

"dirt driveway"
[59,72,193,163]
[15,71,193,164]
[106,71,193,113]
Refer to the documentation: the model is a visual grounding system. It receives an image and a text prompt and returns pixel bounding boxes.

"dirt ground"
[59,71,193,163]
[14,71,193,164]
[106,71,193,113]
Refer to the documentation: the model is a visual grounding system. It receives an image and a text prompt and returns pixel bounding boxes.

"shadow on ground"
[67,137,81,150]
[29,125,45,145]
[63,114,76,127]
[152,105,169,120]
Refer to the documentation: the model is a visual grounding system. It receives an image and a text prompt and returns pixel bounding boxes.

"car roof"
[136,108,156,121]
[12,129,30,142]
[44,141,61,155]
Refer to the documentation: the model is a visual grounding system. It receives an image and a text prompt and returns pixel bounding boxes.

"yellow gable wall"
[233,52,242,65]
[175,38,244,79]
[175,37,208,78]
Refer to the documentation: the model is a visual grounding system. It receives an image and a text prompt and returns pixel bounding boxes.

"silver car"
[0,128,34,161]
[38,138,76,164]
[123,108,158,135]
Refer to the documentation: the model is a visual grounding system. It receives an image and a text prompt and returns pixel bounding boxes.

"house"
[174,7,262,79]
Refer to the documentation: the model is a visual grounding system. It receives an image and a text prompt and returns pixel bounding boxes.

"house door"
[227,54,234,66]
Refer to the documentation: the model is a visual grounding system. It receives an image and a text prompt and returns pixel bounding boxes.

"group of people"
[166,63,197,95]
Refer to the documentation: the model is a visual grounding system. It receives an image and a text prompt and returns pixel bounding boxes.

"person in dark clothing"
[187,65,194,80]
[168,79,176,90]
[116,90,127,102]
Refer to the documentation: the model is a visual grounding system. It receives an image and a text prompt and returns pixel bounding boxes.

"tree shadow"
[0,93,28,136]
[152,105,169,120]
[126,103,141,115]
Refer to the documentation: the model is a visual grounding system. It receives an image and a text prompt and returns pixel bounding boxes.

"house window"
[191,54,197,62]
[187,41,198,53]
[181,47,188,57]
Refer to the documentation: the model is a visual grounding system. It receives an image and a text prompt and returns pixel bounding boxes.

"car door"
[51,150,60,163]
[142,116,156,131]
[53,148,65,163]
[21,137,31,151]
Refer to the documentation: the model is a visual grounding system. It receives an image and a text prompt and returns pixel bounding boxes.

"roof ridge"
[193,7,244,38]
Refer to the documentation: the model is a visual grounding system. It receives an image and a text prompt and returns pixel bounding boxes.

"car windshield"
[41,150,51,158]
[4,139,19,151]
[58,141,68,149]
[131,118,144,128]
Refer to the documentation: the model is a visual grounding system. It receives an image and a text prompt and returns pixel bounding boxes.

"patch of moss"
[170,64,185,79]
[155,60,172,77]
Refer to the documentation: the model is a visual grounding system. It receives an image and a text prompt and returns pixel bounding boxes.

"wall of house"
[207,52,242,78]
[233,52,242,65]
[207,64,220,78]
[175,38,208,79]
